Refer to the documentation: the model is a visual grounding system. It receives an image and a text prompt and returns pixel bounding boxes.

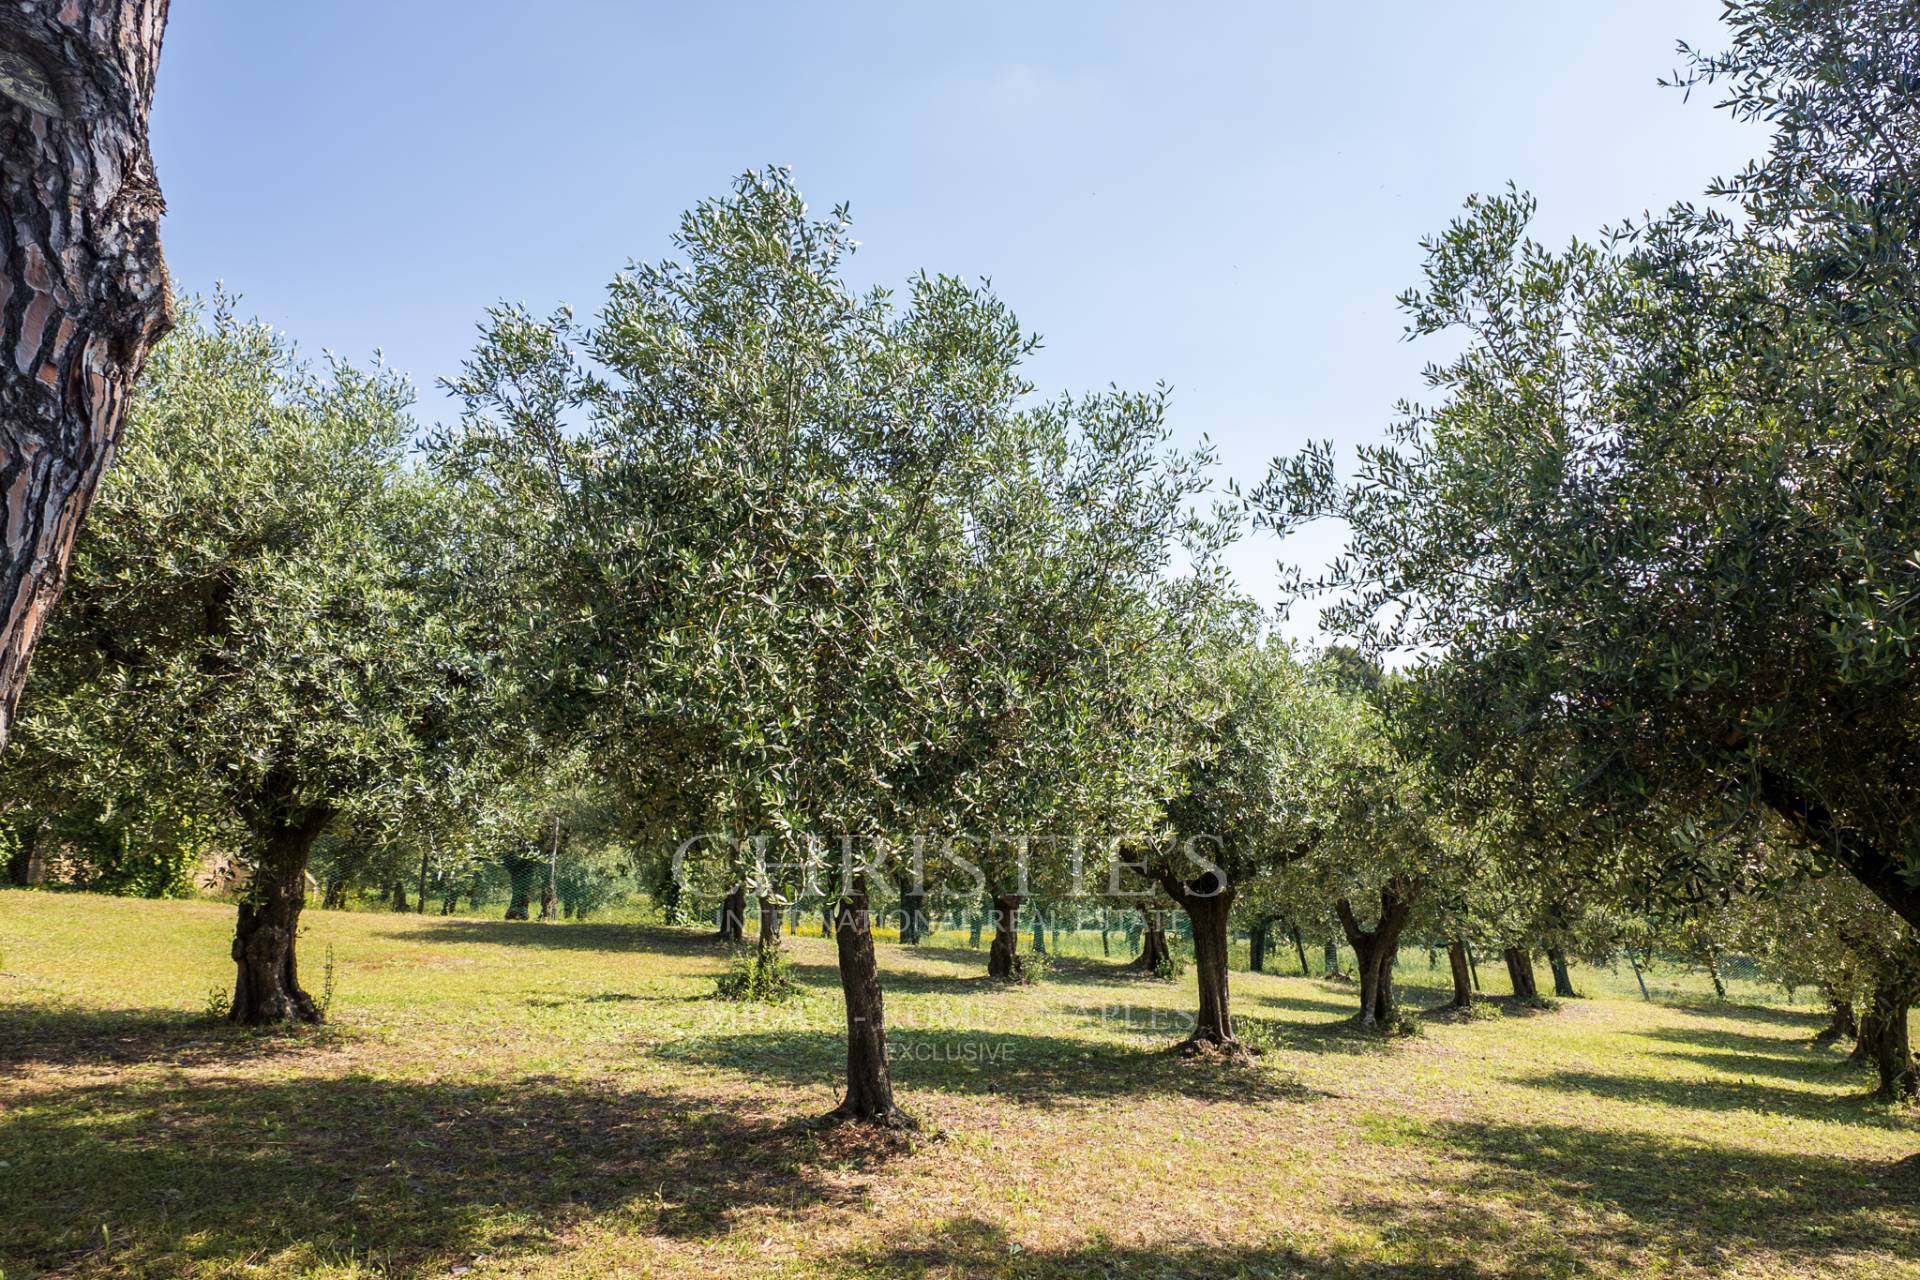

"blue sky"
[149,1,1764,630]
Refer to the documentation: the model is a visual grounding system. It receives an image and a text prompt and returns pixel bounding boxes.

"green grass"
[3,890,1915,1279]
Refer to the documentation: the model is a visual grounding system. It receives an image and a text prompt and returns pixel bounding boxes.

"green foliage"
[8,298,493,882]
[1258,0,1920,931]
[714,947,801,1003]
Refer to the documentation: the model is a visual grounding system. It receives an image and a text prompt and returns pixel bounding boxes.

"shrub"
[715,947,801,1002]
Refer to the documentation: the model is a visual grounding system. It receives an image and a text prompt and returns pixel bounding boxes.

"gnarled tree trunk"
[826,873,911,1127]
[1862,959,1919,1102]
[987,892,1023,978]
[1160,871,1236,1053]
[503,854,536,920]
[1503,946,1539,1001]
[896,873,925,944]
[1448,939,1474,1008]
[0,1,173,750]
[757,892,781,953]
[230,797,333,1025]
[1813,992,1858,1046]
[1547,947,1578,998]
[1129,904,1170,972]
[715,882,745,942]
[1336,877,1416,1029]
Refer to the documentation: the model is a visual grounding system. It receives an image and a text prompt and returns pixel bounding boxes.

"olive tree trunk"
[1447,939,1475,1008]
[987,892,1023,978]
[230,799,333,1024]
[1129,905,1171,972]
[1336,877,1416,1030]
[1547,947,1578,998]
[757,893,781,953]
[826,873,911,1127]
[1862,960,1919,1102]
[1812,992,1858,1046]
[1503,946,1539,1001]
[0,1,174,750]
[715,883,745,942]
[1160,871,1237,1053]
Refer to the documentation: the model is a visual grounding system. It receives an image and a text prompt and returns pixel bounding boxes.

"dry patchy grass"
[2,890,1915,1279]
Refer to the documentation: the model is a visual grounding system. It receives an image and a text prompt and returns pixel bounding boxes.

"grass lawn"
[2,890,1915,1279]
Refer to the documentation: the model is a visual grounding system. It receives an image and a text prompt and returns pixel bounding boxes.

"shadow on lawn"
[1522,1065,1914,1127]
[368,917,726,956]
[0,1065,902,1279]
[0,1004,338,1072]
[650,1028,1321,1107]
[1354,1118,1920,1272]
[855,1215,1480,1279]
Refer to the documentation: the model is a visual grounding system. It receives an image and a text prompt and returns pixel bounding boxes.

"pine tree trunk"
[230,796,332,1025]
[987,893,1023,978]
[1448,939,1474,1008]
[1548,947,1578,998]
[825,873,911,1127]
[0,1,174,752]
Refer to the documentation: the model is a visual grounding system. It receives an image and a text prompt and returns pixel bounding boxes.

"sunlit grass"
[3,889,1914,1279]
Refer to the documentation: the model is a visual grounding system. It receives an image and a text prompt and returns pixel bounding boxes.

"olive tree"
[13,303,485,1022]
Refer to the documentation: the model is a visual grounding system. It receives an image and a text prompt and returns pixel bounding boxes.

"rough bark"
[0,1,174,750]
[987,893,1023,978]
[825,873,911,1127]
[1812,993,1858,1046]
[1547,947,1578,998]
[1448,939,1475,1009]
[1129,905,1171,972]
[1336,878,1415,1029]
[502,855,535,920]
[1759,766,1920,931]
[1161,870,1236,1053]
[716,883,745,942]
[757,893,781,953]
[229,796,332,1025]
[896,874,925,944]
[6,820,38,885]
[538,814,560,922]
[1862,958,1919,1102]
[1503,946,1539,1001]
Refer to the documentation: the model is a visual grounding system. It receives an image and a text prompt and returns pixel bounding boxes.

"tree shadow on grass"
[649,1027,1321,1108]
[0,1065,903,1279]
[368,918,729,956]
[1520,1066,1915,1128]
[1359,1118,1920,1273]
[0,1004,339,1072]
[853,1215,1479,1279]
[1661,998,1825,1031]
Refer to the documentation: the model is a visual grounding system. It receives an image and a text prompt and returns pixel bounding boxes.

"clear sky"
[148,1,1765,630]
